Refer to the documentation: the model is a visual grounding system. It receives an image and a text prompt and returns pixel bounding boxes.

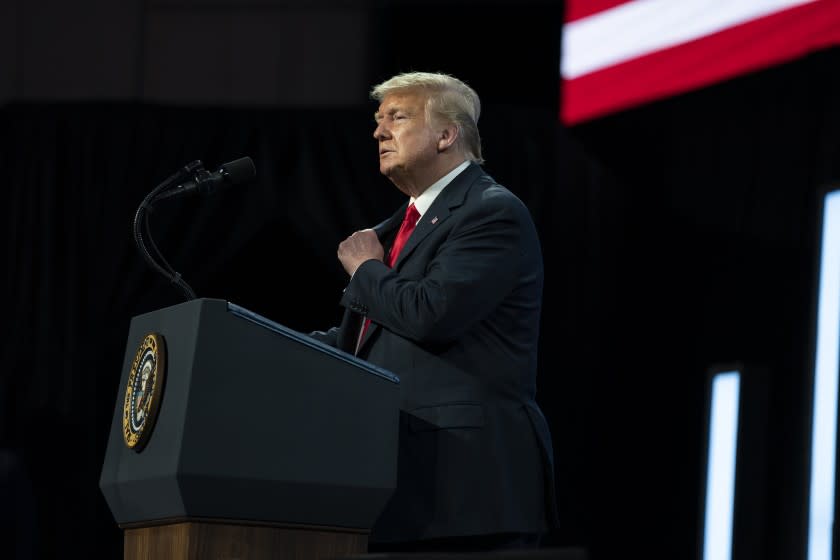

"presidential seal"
[122,333,166,451]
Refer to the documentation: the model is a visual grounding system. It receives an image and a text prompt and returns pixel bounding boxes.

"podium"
[99,298,400,560]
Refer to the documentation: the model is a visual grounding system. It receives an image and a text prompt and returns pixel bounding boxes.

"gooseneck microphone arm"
[133,160,203,301]
[133,157,257,301]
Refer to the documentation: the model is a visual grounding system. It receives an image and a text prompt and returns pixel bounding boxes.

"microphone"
[154,156,256,201]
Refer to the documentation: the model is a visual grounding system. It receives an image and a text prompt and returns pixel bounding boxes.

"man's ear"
[437,123,459,152]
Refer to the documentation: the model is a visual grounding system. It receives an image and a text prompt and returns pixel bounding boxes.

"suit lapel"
[345,204,402,354]
[392,163,481,269]
[373,203,407,244]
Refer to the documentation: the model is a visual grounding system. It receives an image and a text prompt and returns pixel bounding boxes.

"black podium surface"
[99,298,400,531]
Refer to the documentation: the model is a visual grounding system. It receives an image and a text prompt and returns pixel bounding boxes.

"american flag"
[561,0,840,124]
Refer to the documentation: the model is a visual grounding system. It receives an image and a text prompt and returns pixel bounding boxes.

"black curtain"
[2,46,840,560]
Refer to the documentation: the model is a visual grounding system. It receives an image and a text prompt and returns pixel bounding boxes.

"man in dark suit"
[312,71,557,551]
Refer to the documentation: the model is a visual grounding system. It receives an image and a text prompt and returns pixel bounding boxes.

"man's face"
[373,90,439,187]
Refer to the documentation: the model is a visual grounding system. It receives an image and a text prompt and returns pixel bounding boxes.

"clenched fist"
[338,229,384,276]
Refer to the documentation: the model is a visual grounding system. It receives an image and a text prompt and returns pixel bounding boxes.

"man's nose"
[373,121,390,140]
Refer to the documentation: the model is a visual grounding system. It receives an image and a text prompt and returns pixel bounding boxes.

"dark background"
[2,1,839,558]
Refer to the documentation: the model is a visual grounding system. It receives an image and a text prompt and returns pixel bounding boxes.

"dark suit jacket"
[312,163,558,542]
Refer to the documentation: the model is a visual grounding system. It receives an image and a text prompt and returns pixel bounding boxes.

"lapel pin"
[431,216,439,224]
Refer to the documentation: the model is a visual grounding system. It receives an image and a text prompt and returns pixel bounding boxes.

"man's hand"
[338,229,384,276]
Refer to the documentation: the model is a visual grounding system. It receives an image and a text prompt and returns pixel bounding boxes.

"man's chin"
[380,163,399,178]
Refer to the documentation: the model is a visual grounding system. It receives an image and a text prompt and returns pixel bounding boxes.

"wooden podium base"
[122,518,369,560]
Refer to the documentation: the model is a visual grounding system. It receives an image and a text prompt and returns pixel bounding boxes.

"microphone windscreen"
[220,157,256,184]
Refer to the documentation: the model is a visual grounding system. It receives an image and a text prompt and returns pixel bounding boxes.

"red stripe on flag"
[565,0,635,23]
[561,0,840,125]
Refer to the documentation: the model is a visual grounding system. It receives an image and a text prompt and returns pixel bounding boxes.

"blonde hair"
[371,72,484,163]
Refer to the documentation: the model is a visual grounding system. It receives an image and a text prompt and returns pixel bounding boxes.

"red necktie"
[355,203,420,355]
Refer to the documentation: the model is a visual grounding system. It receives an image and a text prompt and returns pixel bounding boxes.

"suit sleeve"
[340,189,530,346]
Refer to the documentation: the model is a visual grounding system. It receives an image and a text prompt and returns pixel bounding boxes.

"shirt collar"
[410,160,470,221]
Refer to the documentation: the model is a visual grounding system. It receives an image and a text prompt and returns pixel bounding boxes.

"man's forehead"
[376,91,426,113]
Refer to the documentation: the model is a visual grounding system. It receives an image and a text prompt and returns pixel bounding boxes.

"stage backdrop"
[1,44,839,560]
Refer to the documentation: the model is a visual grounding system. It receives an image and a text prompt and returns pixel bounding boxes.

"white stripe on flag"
[562,0,819,79]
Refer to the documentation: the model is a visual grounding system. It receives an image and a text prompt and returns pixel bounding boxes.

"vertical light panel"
[703,370,741,560]
[807,189,840,560]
